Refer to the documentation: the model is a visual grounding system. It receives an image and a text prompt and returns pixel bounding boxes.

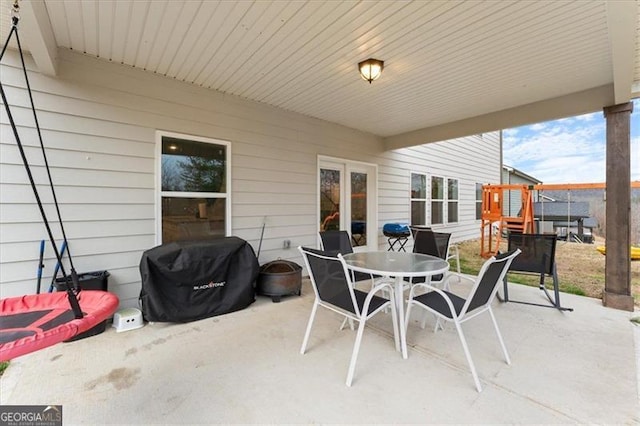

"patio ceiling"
[1,0,639,149]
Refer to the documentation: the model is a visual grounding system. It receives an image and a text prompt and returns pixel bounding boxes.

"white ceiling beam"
[606,0,637,104]
[383,85,615,150]
[18,0,58,76]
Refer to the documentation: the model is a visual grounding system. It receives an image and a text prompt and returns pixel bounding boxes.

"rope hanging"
[540,189,544,231]
[567,189,571,243]
[1,1,83,318]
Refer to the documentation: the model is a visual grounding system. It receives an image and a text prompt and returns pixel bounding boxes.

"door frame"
[317,155,378,251]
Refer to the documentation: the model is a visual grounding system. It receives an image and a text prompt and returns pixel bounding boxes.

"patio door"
[318,158,377,251]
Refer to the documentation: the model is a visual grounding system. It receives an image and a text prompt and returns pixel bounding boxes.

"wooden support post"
[603,102,634,311]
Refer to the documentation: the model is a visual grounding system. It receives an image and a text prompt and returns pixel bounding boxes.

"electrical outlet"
[283,239,291,249]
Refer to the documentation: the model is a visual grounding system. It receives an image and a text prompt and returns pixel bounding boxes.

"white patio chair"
[320,230,395,309]
[319,230,371,284]
[298,246,399,386]
[404,249,521,392]
[406,229,450,289]
[436,232,461,283]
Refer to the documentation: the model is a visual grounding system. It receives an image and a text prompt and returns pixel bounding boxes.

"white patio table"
[342,251,449,359]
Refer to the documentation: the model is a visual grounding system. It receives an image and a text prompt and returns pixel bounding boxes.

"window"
[447,178,459,223]
[431,176,444,225]
[476,183,483,220]
[158,132,230,244]
[410,173,427,225]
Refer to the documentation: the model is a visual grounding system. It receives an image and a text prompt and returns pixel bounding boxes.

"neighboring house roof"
[532,201,590,221]
[502,165,542,185]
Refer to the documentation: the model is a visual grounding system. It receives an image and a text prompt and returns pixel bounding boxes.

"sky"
[502,98,639,183]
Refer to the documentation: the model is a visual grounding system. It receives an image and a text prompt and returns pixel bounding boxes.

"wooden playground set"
[479,182,640,258]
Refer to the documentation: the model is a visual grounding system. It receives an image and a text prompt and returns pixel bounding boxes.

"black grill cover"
[139,237,258,322]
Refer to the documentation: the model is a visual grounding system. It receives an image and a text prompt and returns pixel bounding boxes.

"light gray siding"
[1,49,500,307]
[501,168,540,216]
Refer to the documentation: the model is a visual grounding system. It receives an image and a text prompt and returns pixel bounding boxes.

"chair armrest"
[446,244,459,261]
[445,273,473,286]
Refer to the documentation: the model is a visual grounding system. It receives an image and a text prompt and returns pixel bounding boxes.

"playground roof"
[1,1,637,148]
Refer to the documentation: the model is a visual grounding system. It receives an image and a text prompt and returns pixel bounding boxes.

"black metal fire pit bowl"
[256,260,302,303]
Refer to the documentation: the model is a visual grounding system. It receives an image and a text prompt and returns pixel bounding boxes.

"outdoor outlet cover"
[284,240,291,249]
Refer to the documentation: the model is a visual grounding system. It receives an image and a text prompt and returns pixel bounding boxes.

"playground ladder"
[480,184,534,257]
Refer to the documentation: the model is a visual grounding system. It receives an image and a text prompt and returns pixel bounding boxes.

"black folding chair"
[499,232,573,312]
[405,229,448,288]
[319,230,370,283]
[319,230,355,255]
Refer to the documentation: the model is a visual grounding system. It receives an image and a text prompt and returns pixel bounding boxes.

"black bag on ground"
[139,237,258,322]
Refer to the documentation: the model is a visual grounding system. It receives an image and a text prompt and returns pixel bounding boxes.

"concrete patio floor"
[2,277,639,424]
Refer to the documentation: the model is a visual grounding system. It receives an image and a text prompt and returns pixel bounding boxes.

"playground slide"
[596,245,640,260]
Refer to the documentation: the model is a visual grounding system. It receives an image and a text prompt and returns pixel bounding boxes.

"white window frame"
[155,131,232,244]
[410,172,428,226]
[475,183,483,220]
[430,175,444,225]
[447,178,459,224]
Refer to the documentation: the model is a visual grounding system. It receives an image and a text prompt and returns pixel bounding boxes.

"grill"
[382,223,411,252]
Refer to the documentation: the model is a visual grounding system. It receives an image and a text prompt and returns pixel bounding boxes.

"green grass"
[457,249,586,296]
[0,361,9,377]
[560,284,586,296]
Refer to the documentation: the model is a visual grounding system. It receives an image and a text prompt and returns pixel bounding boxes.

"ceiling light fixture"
[358,58,384,84]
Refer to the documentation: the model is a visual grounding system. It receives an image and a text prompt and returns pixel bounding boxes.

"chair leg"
[404,299,413,333]
[346,318,367,386]
[339,317,355,331]
[418,308,440,331]
[488,307,511,365]
[300,301,319,354]
[432,316,443,332]
[388,297,400,352]
[453,320,483,392]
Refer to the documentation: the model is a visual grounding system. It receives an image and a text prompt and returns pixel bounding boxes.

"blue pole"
[35,239,45,294]
[47,240,67,293]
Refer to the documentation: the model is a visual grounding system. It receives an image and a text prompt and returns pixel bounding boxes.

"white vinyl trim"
[155,130,232,245]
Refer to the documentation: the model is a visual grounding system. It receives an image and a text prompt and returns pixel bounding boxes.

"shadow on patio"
[1,277,639,424]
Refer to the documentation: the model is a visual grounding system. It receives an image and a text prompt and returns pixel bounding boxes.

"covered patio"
[2,279,639,424]
[1,2,639,422]
[1,0,637,310]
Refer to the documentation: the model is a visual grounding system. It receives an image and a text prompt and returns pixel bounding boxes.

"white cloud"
[525,154,606,183]
[504,118,606,183]
[504,100,639,184]
[574,112,599,122]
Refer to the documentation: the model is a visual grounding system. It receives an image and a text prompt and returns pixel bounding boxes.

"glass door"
[349,168,368,248]
[319,161,345,232]
[319,158,377,251]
